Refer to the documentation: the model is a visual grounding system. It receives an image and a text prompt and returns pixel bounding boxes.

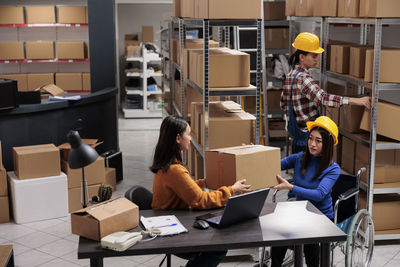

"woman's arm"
[301,75,345,108]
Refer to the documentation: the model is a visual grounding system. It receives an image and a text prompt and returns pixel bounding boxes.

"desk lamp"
[67,130,99,208]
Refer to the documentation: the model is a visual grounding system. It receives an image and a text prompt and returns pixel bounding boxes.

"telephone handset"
[101,231,143,251]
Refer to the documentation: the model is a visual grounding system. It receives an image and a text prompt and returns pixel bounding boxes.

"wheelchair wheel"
[345,209,374,267]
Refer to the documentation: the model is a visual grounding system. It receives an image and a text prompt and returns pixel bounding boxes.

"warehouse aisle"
[0,118,399,266]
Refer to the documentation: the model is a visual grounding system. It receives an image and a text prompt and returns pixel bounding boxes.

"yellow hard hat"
[306,116,339,146]
[292,32,324,54]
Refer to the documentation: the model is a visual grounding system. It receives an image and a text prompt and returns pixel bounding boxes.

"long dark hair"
[289,49,309,67]
[150,115,188,174]
[301,127,334,179]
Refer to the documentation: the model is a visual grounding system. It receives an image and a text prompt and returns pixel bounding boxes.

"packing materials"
[57,41,85,59]
[55,73,83,91]
[62,157,106,189]
[359,0,400,18]
[26,6,56,24]
[358,192,400,231]
[0,6,24,24]
[349,46,368,78]
[27,73,54,92]
[8,171,68,223]
[0,42,24,60]
[0,74,28,92]
[82,73,91,91]
[142,26,153,43]
[196,0,261,19]
[71,198,139,241]
[105,167,116,191]
[296,0,314,17]
[205,145,281,190]
[313,0,338,16]
[26,41,54,60]
[364,49,400,83]
[338,0,360,17]
[360,101,400,141]
[265,29,289,49]
[0,196,9,223]
[339,104,364,133]
[68,184,101,213]
[13,144,60,179]
[263,1,286,20]
[58,6,86,24]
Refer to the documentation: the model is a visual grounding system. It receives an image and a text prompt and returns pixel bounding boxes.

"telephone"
[101,231,143,251]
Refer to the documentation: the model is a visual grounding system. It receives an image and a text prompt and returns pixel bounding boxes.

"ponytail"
[289,50,309,68]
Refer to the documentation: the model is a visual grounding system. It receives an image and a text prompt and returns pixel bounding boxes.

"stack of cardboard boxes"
[0,142,9,223]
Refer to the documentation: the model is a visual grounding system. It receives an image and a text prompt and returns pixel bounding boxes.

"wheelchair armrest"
[338,188,359,202]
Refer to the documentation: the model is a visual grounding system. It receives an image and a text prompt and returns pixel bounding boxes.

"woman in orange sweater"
[150,115,251,267]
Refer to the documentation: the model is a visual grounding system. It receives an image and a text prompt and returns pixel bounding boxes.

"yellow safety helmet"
[292,32,324,54]
[306,116,339,146]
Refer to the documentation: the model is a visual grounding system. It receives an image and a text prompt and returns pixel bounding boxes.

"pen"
[156,223,177,228]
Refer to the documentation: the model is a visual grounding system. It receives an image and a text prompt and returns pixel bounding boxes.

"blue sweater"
[282,152,340,219]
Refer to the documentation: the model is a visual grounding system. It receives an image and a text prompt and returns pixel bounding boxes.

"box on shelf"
[27,73,54,92]
[0,74,28,92]
[360,101,400,141]
[55,73,83,91]
[26,6,56,24]
[57,41,85,59]
[285,0,296,16]
[359,0,400,18]
[338,0,360,17]
[196,0,262,19]
[181,0,194,18]
[0,196,9,223]
[326,106,340,126]
[68,184,101,213]
[263,1,286,20]
[0,42,24,60]
[173,0,181,17]
[62,157,106,189]
[313,0,338,17]
[58,6,86,24]
[267,89,283,111]
[8,171,68,224]
[126,45,140,57]
[339,104,364,133]
[125,34,139,49]
[364,49,400,83]
[0,167,6,197]
[341,136,356,174]
[326,82,358,97]
[205,145,281,190]
[358,192,400,231]
[26,41,54,60]
[142,26,153,43]
[13,144,60,179]
[265,28,289,49]
[71,198,139,241]
[194,149,204,180]
[296,0,314,17]
[0,6,24,24]
[330,45,350,74]
[85,6,88,24]
[59,139,102,161]
[105,167,116,191]
[268,120,286,140]
[349,46,368,78]
[82,73,91,91]
[182,39,219,74]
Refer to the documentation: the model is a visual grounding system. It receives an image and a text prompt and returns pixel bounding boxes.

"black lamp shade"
[67,130,99,169]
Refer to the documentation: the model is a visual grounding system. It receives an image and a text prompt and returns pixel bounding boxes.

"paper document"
[140,215,188,236]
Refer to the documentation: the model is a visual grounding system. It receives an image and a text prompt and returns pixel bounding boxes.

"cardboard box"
[71,198,139,241]
[265,28,289,49]
[26,6,56,24]
[56,73,82,91]
[142,26,153,43]
[359,0,400,17]
[13,144,60,179]
[126,45,141,57]
[181,0,195,18]
[0,196,9,223]
[8,171,68,223]
[205,145,281,190]
[364,49,400,83]
[360,101,400,141]
[27,73,54,92]
[268,120,286,139]
[338,0,360,17]
[285,0,296,16]
[85,6,88,24]
[267,89,282,111]
[58,139,102,161]
[82,73,91,91]
[313,0,338,16]
[105,167,116,191]
[182,39,219,73]
[58,6,86,24]
[68,184,101,213]
[341,137,356,174]
[330,45,350,74]
[326,106,340,126]
[194,149,204,180]
[62,157,106,189]
[125,34,139,49]
[349,46,367,78]
[0,42,24,60]
[0,74,28,92]
[326,82,358,97]
[0,6,24,24]
[26,41,54,60]
[57,41,85,59]
[296,0,314,17]
[358,192,400,231]
[263,1,286,20]
[0,167,6,196]
[37,83,64,98]
[197,0,261,19]
[173,0,181,17]
[339,104,364,133]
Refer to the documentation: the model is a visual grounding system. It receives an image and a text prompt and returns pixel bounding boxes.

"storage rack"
[123,45,163,118]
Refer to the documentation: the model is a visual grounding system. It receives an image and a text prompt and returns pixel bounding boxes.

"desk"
[78,201,346,267]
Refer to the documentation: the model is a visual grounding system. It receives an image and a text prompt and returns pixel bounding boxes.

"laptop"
[196,187,270,227]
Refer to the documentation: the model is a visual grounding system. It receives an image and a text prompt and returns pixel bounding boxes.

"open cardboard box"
[35,84,64,99]
[71,198,139,241]
[58,139,103,161]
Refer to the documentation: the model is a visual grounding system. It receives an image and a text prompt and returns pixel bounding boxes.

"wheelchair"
[258,167,374,267]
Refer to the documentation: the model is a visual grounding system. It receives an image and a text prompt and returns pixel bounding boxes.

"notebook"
[196,188,270,227]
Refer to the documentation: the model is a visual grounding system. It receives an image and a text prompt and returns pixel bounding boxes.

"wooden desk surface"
[78,201,347,260]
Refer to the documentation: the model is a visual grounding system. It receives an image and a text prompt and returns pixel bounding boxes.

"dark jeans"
[271,244,320,267]
[175,250,227,267]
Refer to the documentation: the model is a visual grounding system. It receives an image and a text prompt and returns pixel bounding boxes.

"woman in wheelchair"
[150,115,252,267]
[271,116,340,267]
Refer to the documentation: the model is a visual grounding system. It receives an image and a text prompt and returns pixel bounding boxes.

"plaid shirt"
[280,65,348,127]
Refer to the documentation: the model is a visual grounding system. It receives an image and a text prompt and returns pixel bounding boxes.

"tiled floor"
[1,117,400,266]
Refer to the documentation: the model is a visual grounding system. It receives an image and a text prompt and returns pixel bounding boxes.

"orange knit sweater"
[151,164,233,210]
